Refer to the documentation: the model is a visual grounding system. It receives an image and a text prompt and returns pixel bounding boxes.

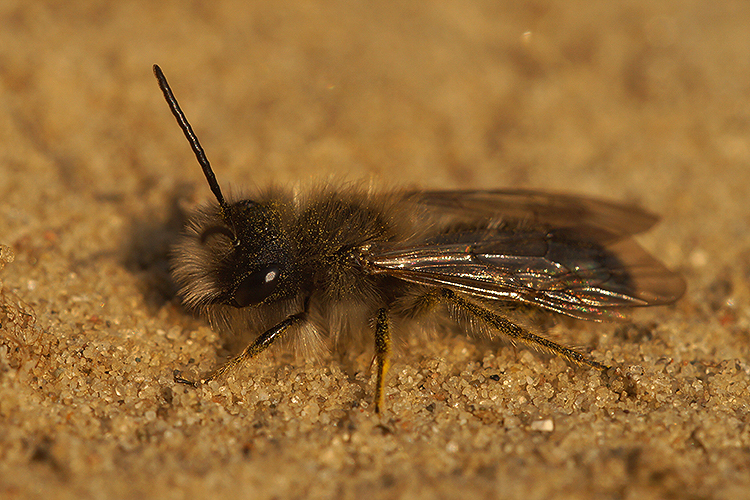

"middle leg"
[373,307,392,413]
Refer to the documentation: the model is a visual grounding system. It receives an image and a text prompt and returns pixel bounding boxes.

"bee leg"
[202,312,306,383]
[440,289,610,371]
[373,307,392,414]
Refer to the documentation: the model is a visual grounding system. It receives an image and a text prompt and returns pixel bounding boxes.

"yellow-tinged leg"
[202,313,305,383]
[373,307,392,413]
[440,289,610,371]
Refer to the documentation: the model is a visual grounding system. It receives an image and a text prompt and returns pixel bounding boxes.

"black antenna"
[153,64,227,208]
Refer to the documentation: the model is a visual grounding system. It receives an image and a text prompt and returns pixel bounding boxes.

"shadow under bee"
[122,182,194,313]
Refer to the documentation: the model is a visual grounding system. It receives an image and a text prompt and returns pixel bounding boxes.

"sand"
[1,1,749,499]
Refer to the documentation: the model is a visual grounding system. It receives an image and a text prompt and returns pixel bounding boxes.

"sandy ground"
[1,1,750,499]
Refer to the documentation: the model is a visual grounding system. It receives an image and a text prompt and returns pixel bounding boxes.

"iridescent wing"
[366,191,684,320]
[404,189,659,237]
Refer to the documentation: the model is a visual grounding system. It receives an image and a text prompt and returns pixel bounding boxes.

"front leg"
[203,311,307,383]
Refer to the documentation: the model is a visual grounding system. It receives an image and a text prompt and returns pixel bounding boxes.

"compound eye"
[200,226,236,244]
[231,265,281,307]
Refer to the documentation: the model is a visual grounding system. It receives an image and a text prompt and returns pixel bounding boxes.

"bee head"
[154,65,294,311]
[172,195,296,312]
[207,200,292,308]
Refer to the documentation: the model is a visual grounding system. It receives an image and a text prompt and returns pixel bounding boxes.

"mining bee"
[154,65,684,412]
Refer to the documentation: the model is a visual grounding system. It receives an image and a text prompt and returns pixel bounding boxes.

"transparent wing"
[405,190,659,237]
[364,226,685,321]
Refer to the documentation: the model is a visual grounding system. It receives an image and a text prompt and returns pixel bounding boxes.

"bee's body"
[154,65,685,412]
[174,187,405,333]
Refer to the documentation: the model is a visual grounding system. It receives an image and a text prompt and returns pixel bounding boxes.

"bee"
[153,65,685,413]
